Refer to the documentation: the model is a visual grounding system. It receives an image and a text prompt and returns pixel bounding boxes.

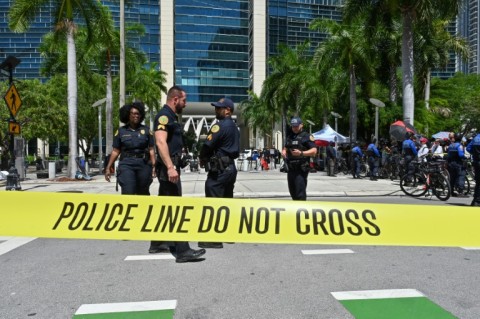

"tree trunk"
[402,10,415,125]
[67,28,78,178]
[349,64,357,143]
[120,0,125,109]
[389,63,397,103]
[424,68,431,110]
[106,65,113,156]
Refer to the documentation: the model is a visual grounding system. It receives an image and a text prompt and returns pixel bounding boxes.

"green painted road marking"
[73,300,176,319]
[332,289,458,319]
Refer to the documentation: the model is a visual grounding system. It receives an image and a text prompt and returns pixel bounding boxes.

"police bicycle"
[400,160,451,201]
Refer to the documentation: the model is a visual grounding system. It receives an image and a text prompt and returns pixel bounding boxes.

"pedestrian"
[447,133,468,197]
[417,137,429,162]
[105,102,155,195]
[351,142,364,179]
[326,141,337,177]
[466,133,480,206]
[281,117,317,200]
[149,85,206,263]
[366,138,380,181]
[198,97,240,249]
[402,132,418,182]
[431,138,444,159]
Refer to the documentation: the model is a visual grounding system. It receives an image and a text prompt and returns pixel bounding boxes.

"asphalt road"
[0,170,478,318]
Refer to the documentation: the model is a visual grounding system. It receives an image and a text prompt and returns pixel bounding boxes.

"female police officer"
[105,102,156,195]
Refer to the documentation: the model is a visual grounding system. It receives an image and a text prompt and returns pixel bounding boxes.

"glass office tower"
[173,0,250,103]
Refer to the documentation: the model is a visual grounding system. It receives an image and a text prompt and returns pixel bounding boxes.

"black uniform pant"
[117,158,152,195]
[327,157,335,176]
[287,169,309,200]
[473,161,480,205]
[150,177,190,254]
[404,155,415,179]
[352,156,361,177]
[368,156,378,179]
[448,161,466,193]
[205,164,237,198]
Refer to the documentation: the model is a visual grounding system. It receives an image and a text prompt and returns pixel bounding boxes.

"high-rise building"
[1,0,479,150]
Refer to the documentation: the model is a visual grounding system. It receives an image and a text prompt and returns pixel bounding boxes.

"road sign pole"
[1,56,21,190]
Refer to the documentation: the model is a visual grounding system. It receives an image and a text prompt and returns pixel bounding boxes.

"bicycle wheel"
[400,173,427,197]
[359,163,368,178]
[431,172,451,201]
[464,175,471,195]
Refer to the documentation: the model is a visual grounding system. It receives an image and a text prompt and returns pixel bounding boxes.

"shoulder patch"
[211,125,220,133]
[310,135,314,141]
[159,115,169,125]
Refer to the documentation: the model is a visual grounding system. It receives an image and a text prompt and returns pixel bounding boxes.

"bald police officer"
[199,98,240,249]
[282,117,317,200]
[150,85,206,263]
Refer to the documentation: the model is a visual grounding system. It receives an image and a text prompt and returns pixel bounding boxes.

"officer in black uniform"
[105,102,155,195]
[198,97,240,249]
[282,117,317,200]
[149,85,206,263]
[466,133,480,206]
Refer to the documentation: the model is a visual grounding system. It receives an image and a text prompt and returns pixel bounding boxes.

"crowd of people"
[323,131,479,206]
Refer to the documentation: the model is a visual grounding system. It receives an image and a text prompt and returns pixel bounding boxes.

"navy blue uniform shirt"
[154,105,184,157]
[201,116,240,159]
[113,124,153,153]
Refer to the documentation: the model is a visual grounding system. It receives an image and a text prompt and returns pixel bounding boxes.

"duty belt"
[121,152,145,159]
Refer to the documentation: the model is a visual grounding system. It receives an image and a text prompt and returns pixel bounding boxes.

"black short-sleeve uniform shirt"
[201,117,240,159]
[113,124,153,153]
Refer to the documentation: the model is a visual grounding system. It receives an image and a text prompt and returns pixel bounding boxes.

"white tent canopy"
[313,124,349,143]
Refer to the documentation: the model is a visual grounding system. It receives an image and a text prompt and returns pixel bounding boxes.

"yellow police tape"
[0,191,478,247]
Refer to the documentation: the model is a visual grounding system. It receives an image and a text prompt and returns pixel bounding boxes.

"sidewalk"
[1,167,403,198]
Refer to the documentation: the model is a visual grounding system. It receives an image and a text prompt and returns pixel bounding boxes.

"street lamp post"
[1,56,21,190]
[305,119,315,134]
[369,98,385,146]
[330,112,342,132]
[92,98,106,173]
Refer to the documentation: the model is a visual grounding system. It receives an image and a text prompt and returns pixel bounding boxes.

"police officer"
[447,133,468,197]
[198,98,240,249]
[149,86,206,263]
[350,142,364,179]
[105,102,155,195]
[281,117,317,200]
[366,138,381,181]
[402,132,418,181]
[466,133,480,206]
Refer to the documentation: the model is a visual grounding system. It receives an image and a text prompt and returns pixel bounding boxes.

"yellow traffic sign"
[4,83,22,117]
[8,121,21,135]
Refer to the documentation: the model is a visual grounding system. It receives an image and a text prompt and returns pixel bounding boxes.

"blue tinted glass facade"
[0,0,55,79]
[267,0,343,56]
[174,0,249,103]
[0,0,159,80]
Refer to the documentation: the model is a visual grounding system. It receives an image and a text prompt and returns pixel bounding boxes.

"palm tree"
[261,43,311,139]
[310,18,374,143]
[343,0,464,126]
[9,0,102,178]
[239,91,273,135]
[128,62,168,129]
[414,19,469,110]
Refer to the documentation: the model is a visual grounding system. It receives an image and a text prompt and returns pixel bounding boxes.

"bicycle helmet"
[454,133,462,142]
